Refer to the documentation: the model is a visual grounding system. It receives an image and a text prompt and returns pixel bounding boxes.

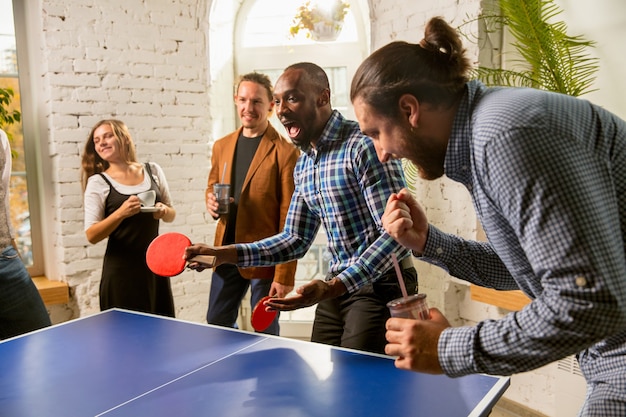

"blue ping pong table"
[0,309,509,417]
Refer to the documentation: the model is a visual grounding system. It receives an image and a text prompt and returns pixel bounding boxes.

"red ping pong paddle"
[251,295,278,332]
[146,232,216,277]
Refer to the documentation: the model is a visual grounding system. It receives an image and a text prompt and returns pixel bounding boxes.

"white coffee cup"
[137,190,156,207]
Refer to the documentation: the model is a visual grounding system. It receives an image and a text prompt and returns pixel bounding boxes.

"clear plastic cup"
[387,293,430,320]
[213,184,230,214]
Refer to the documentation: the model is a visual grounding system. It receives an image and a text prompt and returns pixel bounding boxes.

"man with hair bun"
[351,16,626,416]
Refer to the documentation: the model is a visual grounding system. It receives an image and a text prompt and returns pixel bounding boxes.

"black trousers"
[311,266,418,354]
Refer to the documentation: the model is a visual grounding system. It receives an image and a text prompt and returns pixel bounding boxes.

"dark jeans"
[311,266,418,354]
[207,264,279,335]
[0,245,51,339]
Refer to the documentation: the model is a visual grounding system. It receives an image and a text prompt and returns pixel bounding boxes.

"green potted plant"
[461,0,599,96]
[0,87,20,128]
[289,0,350,41]
[0,87,21,157]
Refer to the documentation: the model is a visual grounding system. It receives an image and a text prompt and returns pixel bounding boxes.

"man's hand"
[382,188,429,254]
[269,281,294,299]
[384,307,450,374]
[205,189,219,218]
[265,278,347,311]
[184,244,237,272]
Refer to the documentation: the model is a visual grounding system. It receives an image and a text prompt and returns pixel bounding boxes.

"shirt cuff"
[438,326,477,377]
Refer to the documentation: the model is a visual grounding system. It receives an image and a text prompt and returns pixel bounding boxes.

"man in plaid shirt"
[186,62,417,354]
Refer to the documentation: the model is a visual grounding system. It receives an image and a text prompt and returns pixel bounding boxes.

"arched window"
[236,0,368,126]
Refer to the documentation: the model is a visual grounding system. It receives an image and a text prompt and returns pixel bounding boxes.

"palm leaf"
[402,159,419,196]
[461,0,599,97]
[469,67,536,88]
[0,87,21,151]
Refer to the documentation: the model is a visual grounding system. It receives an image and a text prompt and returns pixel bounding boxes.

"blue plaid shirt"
[427,80,626,411]
[237,110,411,292]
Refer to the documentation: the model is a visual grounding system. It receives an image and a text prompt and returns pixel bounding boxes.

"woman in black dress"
[81,119,177,316]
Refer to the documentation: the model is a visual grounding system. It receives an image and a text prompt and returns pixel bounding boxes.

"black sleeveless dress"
[98,163,175,317]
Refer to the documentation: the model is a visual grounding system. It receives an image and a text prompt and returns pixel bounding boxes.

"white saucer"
[140,207,160,213]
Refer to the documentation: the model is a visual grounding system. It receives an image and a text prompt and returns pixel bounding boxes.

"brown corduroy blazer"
[206,124,300,285]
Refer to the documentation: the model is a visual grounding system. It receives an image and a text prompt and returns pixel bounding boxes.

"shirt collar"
[444,80,485,187]
[304,110,345,158]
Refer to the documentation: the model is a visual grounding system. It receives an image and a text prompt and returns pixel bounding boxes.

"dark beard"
[292,136,313,153]
[405,129,445,180]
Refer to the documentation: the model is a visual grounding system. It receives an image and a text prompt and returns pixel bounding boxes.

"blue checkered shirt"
[236,110,411,292]
[425,80,626,413]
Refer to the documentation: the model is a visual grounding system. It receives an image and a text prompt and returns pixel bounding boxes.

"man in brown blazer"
[205,72,300,335]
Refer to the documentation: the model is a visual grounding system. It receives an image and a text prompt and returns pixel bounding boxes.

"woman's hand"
[118,195,142,219]
[152,202,176,222]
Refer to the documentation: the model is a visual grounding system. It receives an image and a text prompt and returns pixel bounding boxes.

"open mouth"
[282,121,301,139]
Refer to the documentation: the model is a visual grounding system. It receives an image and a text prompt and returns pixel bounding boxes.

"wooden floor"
[491,398,549,417]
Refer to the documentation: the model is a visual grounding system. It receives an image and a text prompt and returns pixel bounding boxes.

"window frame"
[8,0,45,276]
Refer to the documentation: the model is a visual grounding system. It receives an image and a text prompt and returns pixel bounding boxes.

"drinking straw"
[221,163,227,184]
[391,252,408,299]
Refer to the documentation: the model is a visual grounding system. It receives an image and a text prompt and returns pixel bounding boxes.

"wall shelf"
[470,285,530,311]
[472,222,531,311]
[32,276,69,306]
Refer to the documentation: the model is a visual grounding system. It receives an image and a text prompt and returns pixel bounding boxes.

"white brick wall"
[34,0,215,323]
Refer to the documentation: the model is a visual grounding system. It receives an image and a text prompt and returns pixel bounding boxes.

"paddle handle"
[188,255,216,267]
